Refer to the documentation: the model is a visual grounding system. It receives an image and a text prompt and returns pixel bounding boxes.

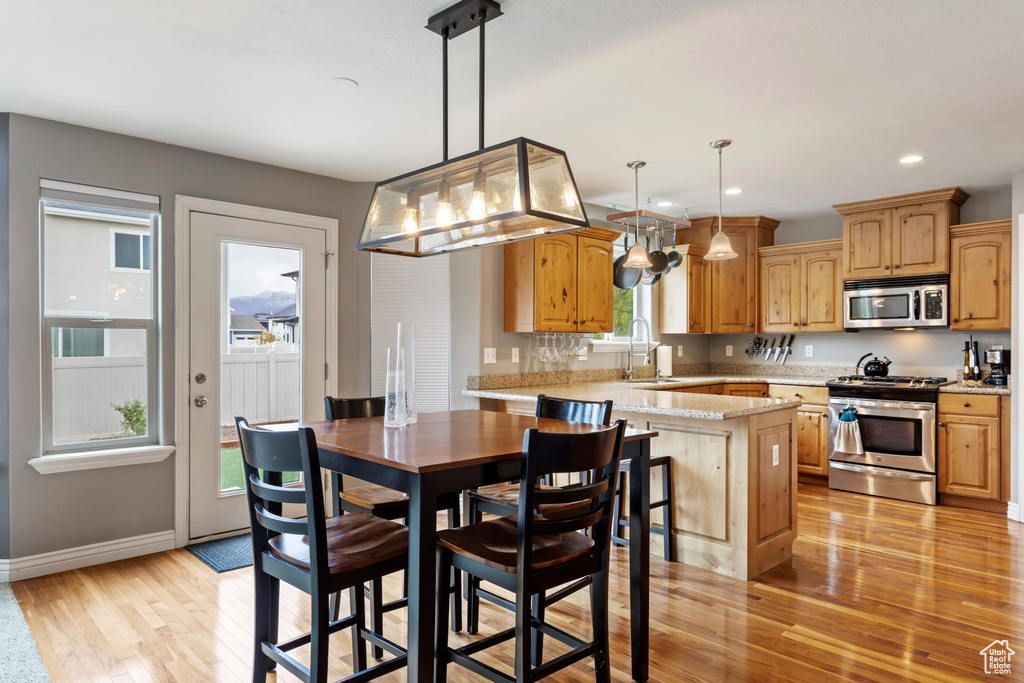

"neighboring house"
[269,302,298,343]
[229,314,265,345]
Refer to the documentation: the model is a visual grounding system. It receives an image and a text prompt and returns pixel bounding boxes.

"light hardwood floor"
[13,485,1024,682]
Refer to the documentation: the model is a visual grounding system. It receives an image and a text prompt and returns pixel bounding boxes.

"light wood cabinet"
[834,187,968,279]
[937,394,1004,502]
[949,220,1012,331]
[722,383,768,397]
[758,239,843,333]
[658,245,710,334]
[671,384,723,395]
[678,216,780,333]
[503,227,619,333]
[769,384,830,478]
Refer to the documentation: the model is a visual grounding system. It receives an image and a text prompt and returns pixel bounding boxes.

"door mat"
[186,534,253,573]
[0,582,50,682]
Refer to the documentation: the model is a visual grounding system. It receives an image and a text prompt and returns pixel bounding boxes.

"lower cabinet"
[937,394,1004,502]
[769,384,829,478]
[672,384,723,395]
[722,383,768,397]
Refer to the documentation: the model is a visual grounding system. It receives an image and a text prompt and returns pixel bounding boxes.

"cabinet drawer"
[722,383,768,397]
[769,384,828,404]
[938,394,999,417]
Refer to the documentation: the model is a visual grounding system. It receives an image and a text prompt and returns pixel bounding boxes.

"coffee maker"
[984,349,1011,385]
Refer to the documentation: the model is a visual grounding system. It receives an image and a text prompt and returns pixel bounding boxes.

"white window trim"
[109,227,152,273]
[29,445,175,474]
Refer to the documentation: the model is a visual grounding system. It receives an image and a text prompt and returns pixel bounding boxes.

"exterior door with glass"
[188,211,328,540]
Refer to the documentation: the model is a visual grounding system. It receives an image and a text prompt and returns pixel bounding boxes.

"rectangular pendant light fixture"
[356,0,589,256]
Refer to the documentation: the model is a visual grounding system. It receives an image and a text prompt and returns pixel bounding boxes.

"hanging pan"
[613,233,642,290]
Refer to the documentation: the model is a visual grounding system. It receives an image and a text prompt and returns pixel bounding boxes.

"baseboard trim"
[1009,502,1020,522]
[0,530,175,583]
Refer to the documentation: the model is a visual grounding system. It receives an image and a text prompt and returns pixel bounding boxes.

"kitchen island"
[466,381,801,580]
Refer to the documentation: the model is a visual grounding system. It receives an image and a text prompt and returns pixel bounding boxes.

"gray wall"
[1012,170,1024,506]
[0,114,9,559]
[5,114,370,558]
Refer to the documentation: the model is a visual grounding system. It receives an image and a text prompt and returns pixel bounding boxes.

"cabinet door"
[796,407,828,476]
[759,253,800,333]
[723,383,768,397]
[800,248,843,332]
[711,227,758,333]
[843,209,892,279]
[658,255,706,334]
[950,231,1011,331]
[938,415,1000,500]
[688,256,711,334]
[533,234,578,332]
[576,236,613,333]
[892,201,949,276]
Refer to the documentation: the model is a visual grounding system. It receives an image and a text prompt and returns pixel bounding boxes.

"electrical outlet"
[772,444,780,467]
[725,345,733,357]
[677,345,684,358]
[511,347,520,363]
[805,345,813,358]
[483,348,496,364]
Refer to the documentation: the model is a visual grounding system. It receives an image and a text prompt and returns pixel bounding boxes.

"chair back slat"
[249,473,306,505]
[236,422,304,473]
[533,479,609,506]
[535,394,613,426]
[254,504,309,537]
[324,396,386,420]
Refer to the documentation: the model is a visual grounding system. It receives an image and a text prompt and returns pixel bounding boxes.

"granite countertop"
[625,375,830,388]
[939,382,1011,395]
[464,381,802,421]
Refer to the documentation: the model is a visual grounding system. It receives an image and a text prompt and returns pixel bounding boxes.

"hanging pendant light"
[622,160,654,269]
[357,0,589,256]
[704,139,739,261]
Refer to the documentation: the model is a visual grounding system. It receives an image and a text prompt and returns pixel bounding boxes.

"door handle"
[194,396,208,408]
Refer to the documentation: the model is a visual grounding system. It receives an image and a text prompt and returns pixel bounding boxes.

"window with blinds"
[370,253,451,412]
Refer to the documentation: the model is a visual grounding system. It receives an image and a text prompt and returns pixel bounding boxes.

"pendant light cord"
[442,26,449,161]
[634,164,640,245]
[479,9,486,150]
[718,145,723,231]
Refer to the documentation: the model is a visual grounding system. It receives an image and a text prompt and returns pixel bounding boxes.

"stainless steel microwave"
[843,275,948,329]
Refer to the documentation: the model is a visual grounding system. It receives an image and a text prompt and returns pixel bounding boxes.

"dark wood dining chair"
[611,454,674,561]
[235,416,408,683]
[465,394,613,643]
[323,395,463,648]
[435,420,627,682]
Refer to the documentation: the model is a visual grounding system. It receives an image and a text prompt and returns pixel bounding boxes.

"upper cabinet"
[949,220,1012,331]
[678,216,779,333]
[503,226,618,333]
[658,245,710,334]
[758,239,843,334]
[834,187,968,279]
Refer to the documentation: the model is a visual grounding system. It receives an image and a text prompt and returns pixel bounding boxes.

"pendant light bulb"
[625,160,653,271]
[704,140,738,261]
[469,171,487,220]
[435,180,454,228]
[401,192,420,234]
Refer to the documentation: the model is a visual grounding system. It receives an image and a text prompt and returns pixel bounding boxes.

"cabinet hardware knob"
[821,413,827,418]
[793,322,798,327]
[573,320,578,324]
[952,318,959,323]
[884,265,890,270]
[963,402,969,407]
[938,422,945,427]
[690,322,695,327]
[749,323,755,327]
[794,393,801,397]
[761,391,766,395]
[993,280,998,286]
[968,313,973,319]
[894,264,900,269]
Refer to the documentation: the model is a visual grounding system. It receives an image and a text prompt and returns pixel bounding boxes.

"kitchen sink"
[625,378,688,384]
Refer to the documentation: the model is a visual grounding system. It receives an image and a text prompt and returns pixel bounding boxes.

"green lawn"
[220,447,299,492]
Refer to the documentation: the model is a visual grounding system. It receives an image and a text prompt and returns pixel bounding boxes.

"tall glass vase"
[398,322,417,424]
[384,348,406,428]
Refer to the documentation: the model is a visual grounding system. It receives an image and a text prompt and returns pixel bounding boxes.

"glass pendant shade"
[623,243,654,269]
[704,228,738,260]
[357,138,589,256]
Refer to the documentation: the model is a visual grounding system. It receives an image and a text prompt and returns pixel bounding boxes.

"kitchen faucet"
[624,316,652,380]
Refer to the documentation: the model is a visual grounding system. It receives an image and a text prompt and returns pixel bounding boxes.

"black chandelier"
[356,0,589,256]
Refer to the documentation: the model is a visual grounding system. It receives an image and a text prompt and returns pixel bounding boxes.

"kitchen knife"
[773,338,784,363]
[780,334,795,364]
[765,337,777,360]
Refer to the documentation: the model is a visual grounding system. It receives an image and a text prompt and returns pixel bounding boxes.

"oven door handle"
[830,461,935,481]
[829,398,937,413]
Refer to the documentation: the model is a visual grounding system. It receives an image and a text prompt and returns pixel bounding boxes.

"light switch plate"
[511,347,520,363]
[677,345,684,357]
[725,345,733,357]
[772,444,780,467]
[483,348,496,364]
[805,345,813,358]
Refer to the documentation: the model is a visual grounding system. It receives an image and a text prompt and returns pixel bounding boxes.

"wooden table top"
[303,409,657,474]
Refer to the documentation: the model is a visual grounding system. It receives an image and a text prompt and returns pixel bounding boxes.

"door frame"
[173,196,339,547]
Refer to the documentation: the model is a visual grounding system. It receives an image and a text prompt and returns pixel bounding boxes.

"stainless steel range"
[826,374,953,505]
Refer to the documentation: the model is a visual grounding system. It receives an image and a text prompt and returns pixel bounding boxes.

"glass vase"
[398,322,417,424]
[384,347,406,428]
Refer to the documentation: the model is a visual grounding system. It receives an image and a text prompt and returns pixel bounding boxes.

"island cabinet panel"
[842,210,892,279]
[756,422,793,542]
[759,253,800,332]
[653,423,729,542]
[950,220,1012,331]
[503,227,618,333]
[758,240,843,334]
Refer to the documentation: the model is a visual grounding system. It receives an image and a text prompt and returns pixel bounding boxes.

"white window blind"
[370,253,451,412]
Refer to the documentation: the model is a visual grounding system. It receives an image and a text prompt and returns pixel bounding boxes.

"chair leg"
[310,592,331,683]
[531,591,545,667]
[348,585,367,672]
[591,569,611,683]
[611,472,627,547]
[466,497,481,635]
[267,576,279,672]
[251,570,271,683]
[514,584,532,683]
[369,578,385,661]
[447,505,463,633]
[435,548,452,683]
[662,462,674,562]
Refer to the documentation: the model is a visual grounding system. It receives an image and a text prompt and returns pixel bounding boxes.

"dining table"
[306,408,658,683]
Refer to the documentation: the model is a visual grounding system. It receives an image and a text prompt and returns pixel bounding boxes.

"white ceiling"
[2,0,1023,219]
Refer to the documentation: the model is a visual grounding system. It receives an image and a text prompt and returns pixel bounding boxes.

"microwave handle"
[913,291,920,321]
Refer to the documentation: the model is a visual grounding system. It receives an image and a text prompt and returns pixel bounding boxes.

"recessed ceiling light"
[724,187,742,195]
[899,155,924,164]
[657,201,672,207]
[329,77,359,90]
